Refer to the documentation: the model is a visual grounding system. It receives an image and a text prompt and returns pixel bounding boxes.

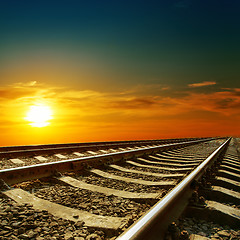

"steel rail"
[0,138,207,158]
[0,138,218,185]
[0,138,203,151]
[116,137,231,240]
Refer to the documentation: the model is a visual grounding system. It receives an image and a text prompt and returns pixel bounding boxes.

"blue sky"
[1,0,239,88]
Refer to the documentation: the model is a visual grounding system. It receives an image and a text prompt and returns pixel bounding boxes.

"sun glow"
[25,105,53,127]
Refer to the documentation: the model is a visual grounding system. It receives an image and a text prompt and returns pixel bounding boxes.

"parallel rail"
[0,138,209,158]
[116,138,231,240]
[0,137,205,151]
[0,138,217,185]
[0,137,233,240]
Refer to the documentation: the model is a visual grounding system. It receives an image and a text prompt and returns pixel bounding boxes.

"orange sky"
[0,71,239,146]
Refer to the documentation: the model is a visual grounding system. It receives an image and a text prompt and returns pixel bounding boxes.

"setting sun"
[25,105,53,127]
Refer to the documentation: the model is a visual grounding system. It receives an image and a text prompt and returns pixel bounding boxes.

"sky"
[0,0,240,146]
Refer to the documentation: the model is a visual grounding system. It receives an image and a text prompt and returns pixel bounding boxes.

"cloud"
[1,81,239,115]
[0,80,240,146]
[0,88,36,100]
[176,90,240,115]
[58,90,103,100]
[119,84,170,96]
[108,97,158,109]
[222,88,240,93]
[11,81,38,88]
[188,81,217,88]
[0,81,240,133]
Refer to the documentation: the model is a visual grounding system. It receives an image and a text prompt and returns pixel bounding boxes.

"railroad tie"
[214,176,240,192]
[217,170,240,182]
[99,150,108,153]
[58,176,162,200]
[137,157,197,167]
[87,151,98,155]
[222,160,240,169]
[54,154,67,159]
[148,155,201,164]
[3,188,128,230]
[212,186,240,201]
[90,169,175,187]
[34,156,48,162]
[10,159,25,165]
[155,153,204,160]
[73,152,85,157]
[127,160,192,172]
[109,164,184,178]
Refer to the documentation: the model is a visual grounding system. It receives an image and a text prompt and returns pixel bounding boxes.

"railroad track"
[0,138,204,160]
[0,138,213,172]
[0,137,239,240]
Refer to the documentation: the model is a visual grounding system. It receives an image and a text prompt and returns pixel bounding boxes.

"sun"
[25,104,53,127]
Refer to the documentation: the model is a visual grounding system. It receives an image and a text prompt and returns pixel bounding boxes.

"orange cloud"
[0,81,239,146]
[176,90,240,115]
[188,81,217,88]
[1,82,240,121]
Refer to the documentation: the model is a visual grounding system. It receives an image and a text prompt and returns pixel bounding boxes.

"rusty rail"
[0,138,218,185]
[116,137,231,240]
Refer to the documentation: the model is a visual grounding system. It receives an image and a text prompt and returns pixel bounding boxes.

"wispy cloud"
[0,81,239,146]
[12,81,38,88]
[188,81,217,88]
[1,81,240,116]
[176,90,240,115]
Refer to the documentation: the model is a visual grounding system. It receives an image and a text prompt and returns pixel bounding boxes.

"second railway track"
[0,138,204,160]
[0,137,239,240]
